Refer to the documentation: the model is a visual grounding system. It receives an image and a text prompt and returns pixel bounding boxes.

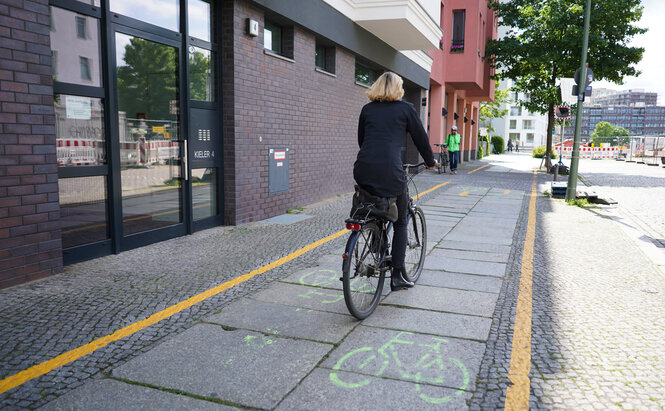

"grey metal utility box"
[269,147,289,194]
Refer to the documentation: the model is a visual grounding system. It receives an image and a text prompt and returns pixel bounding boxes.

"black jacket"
[353,100,435,197]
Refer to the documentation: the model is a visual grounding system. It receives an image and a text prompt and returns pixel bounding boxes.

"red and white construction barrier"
[555,146,620,159]
[57,138,180,166]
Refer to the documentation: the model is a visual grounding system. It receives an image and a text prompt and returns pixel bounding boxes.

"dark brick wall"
[224,0,371,224]
[0,0,62,289]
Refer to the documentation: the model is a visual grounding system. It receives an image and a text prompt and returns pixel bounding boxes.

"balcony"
[325,0,443,50]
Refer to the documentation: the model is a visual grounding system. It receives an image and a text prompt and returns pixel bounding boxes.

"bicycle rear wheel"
[342,222,386,319]
[437,153,443,174]
[403,206,427,283]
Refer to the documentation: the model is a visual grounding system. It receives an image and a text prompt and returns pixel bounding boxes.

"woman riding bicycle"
[353,72,438,291]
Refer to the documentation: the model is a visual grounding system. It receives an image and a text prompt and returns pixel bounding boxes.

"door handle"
[182,140,188,181]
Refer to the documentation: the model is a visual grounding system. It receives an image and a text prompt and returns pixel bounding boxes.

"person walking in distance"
[515,139,520,152]
[354,72,438,291]
[446,125,461,174]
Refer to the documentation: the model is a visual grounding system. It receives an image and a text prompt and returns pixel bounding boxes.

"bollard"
[553,164,559,182]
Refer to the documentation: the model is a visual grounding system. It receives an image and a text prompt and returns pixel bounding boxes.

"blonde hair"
[366,72,404,102]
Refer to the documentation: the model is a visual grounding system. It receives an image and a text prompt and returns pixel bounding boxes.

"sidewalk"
[36,166,527,410]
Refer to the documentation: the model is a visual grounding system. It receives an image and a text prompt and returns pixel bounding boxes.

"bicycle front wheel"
[403,206,427,283]
[437,153,443,174]
[342,222,386,319]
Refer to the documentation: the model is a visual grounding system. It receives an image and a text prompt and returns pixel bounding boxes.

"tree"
[117,37,178,123]
[479,81,511,134]
[590,121,630,146]
[486,0,645,166]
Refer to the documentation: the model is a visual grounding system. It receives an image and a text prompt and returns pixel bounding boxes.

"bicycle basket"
[349,185,398,222]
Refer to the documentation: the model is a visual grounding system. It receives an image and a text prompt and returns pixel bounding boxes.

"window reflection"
[188,0,211,42]
[192,168,217,220]
[55,95,106,167]
[59,176,109,248]
[50,6,101,86]
[189,46,214,101]
[116,33,182,235]
[110,0,179,32]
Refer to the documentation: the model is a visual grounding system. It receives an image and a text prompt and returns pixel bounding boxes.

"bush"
[491,136,504,154]
[478,144,483,159]
[532,146,558,159]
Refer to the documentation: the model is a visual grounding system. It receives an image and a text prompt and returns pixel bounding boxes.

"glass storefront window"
[55,95,106,167]
[76,0,101,6]
[110,0,179,32]
[188,0,211,42]
[192,168,217,220]
[59,176,109,248]
[116,32,182,236]
[50,7,102,86]
[189,46,214,102]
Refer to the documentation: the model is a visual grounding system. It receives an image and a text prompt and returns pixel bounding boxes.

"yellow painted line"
[413,181,450,200]
[467,164,490,174]
[459,191,469,196]
[2,180,457,394]
[504,190,511,195]
[0,228,349,395]
[505,170,537,410]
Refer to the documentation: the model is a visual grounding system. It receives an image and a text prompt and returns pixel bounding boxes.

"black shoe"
[390,267,415,291]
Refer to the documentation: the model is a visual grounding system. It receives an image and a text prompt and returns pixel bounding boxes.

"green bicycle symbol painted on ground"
[298,268,378,305]
[329,331,469,404]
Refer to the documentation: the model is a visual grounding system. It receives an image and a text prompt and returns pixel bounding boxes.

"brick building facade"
[1,0,63,288]
[1,0,494,288]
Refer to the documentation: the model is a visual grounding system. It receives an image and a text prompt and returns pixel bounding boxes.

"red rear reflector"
[342,252,348,260]
[346,223,361,231]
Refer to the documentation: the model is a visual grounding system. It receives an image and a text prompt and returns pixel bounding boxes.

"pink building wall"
[428,0,497,162]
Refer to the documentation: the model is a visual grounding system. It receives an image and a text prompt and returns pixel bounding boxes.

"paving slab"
[113,324,332,410]
[206,298,356,343]
[282,264,343,290]
[446,225,516,238]
[436,240,512,254]
[321,326,485,391]
[383,284,497,317]
[251,281,351,315]
[38,379,228,411]
[425,256,507,277]
[418,270,503,294]
[277,368,472,411]
[442,233,513,246]
[363,305,492,341]
[429,248,509,263]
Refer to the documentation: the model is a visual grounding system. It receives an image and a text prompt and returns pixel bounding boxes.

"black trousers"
[391,189,408,269]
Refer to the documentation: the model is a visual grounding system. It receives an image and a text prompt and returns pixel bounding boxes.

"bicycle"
[433,144,449,174]
[341,163,428,319]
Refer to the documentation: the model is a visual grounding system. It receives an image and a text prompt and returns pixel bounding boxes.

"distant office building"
[489,79,548,148]
[592,89,657,107]
[563,105,665,141]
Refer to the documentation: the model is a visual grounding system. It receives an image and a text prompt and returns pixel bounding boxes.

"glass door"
[113,30,186,239]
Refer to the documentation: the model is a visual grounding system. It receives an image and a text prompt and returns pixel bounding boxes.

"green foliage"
[590,121,630,146]
[478,144,484,159]
[189,50,213,101]
[532,146,558,159]
[491,136,505,154]
[479,81,511,133]
[567,198,590,207]
[487,0,645,155]
[117,37,178,121]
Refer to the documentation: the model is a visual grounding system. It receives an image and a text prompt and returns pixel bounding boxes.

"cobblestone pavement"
[471,152,665,409]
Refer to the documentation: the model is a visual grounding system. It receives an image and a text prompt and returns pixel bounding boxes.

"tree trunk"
[545,102,554,170]
[545,66,558,171]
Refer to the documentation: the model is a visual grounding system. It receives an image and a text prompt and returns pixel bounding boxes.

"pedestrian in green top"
[446,125,461,174]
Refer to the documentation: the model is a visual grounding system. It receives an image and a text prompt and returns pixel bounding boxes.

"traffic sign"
[554,105,571,120]
[574,67,594,87]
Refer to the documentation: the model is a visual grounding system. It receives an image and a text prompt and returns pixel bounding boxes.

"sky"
[593,0,665,104]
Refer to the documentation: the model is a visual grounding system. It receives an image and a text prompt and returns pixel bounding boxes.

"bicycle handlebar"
[403,162,426,169]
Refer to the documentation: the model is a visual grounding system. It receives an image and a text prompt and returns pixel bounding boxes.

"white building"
[489,79,548,149]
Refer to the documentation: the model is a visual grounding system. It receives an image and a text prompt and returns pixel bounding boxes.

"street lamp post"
[566,0,593,202]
